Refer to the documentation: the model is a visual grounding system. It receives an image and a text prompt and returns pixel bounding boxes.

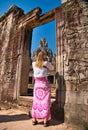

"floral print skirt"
[31,77,51,119]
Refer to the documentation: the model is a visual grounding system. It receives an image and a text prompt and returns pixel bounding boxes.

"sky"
[0,0,61,54]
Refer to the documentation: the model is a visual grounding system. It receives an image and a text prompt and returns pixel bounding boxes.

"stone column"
[19,26,32,96]
[55,6,66,108]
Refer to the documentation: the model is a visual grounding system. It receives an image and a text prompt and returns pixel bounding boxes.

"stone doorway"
[18,7,65,121]
[20,22,57,102]
[0,5,64,121]
[27,22,56,99]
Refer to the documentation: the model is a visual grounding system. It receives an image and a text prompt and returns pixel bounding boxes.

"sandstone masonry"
[0,0,88,129]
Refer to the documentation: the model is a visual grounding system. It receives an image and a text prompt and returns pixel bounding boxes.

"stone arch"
[18,7,58,97]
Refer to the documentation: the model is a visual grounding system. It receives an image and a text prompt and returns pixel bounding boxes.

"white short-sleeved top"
[32,61,54,78]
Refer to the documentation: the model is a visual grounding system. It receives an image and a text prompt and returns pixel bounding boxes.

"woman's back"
[32,61,47,78]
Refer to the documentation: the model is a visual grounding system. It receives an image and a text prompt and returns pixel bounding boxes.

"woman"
[31,51,54,127]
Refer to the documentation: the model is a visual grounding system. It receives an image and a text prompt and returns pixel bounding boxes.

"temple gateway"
[0,0,88,129]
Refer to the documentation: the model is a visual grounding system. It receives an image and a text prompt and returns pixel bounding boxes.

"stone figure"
[32,38,54,63]
[39,38,48,48]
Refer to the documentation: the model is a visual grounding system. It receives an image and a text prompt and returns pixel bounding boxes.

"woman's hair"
[35,51,48,68]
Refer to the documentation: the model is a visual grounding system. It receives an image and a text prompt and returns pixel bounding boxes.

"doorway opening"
[19,7,65,122]
[28,21,56,99]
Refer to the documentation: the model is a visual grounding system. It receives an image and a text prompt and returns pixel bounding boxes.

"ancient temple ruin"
[0,0,88,129]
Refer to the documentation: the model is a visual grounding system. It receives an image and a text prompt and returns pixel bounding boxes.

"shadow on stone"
[51,101,64,123]
[27,88,33,96]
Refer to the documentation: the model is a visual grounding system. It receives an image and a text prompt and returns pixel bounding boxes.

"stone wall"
[56,0,88,128]
[0,5,42,101]
[0,5,24,101]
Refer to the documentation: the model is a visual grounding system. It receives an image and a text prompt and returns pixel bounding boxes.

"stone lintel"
[18,7,42,28]
[35,10,55,27]
[25,9,56,28]
[26,6,63,28]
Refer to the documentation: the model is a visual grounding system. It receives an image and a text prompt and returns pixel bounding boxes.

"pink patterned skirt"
[31,77,51,119]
